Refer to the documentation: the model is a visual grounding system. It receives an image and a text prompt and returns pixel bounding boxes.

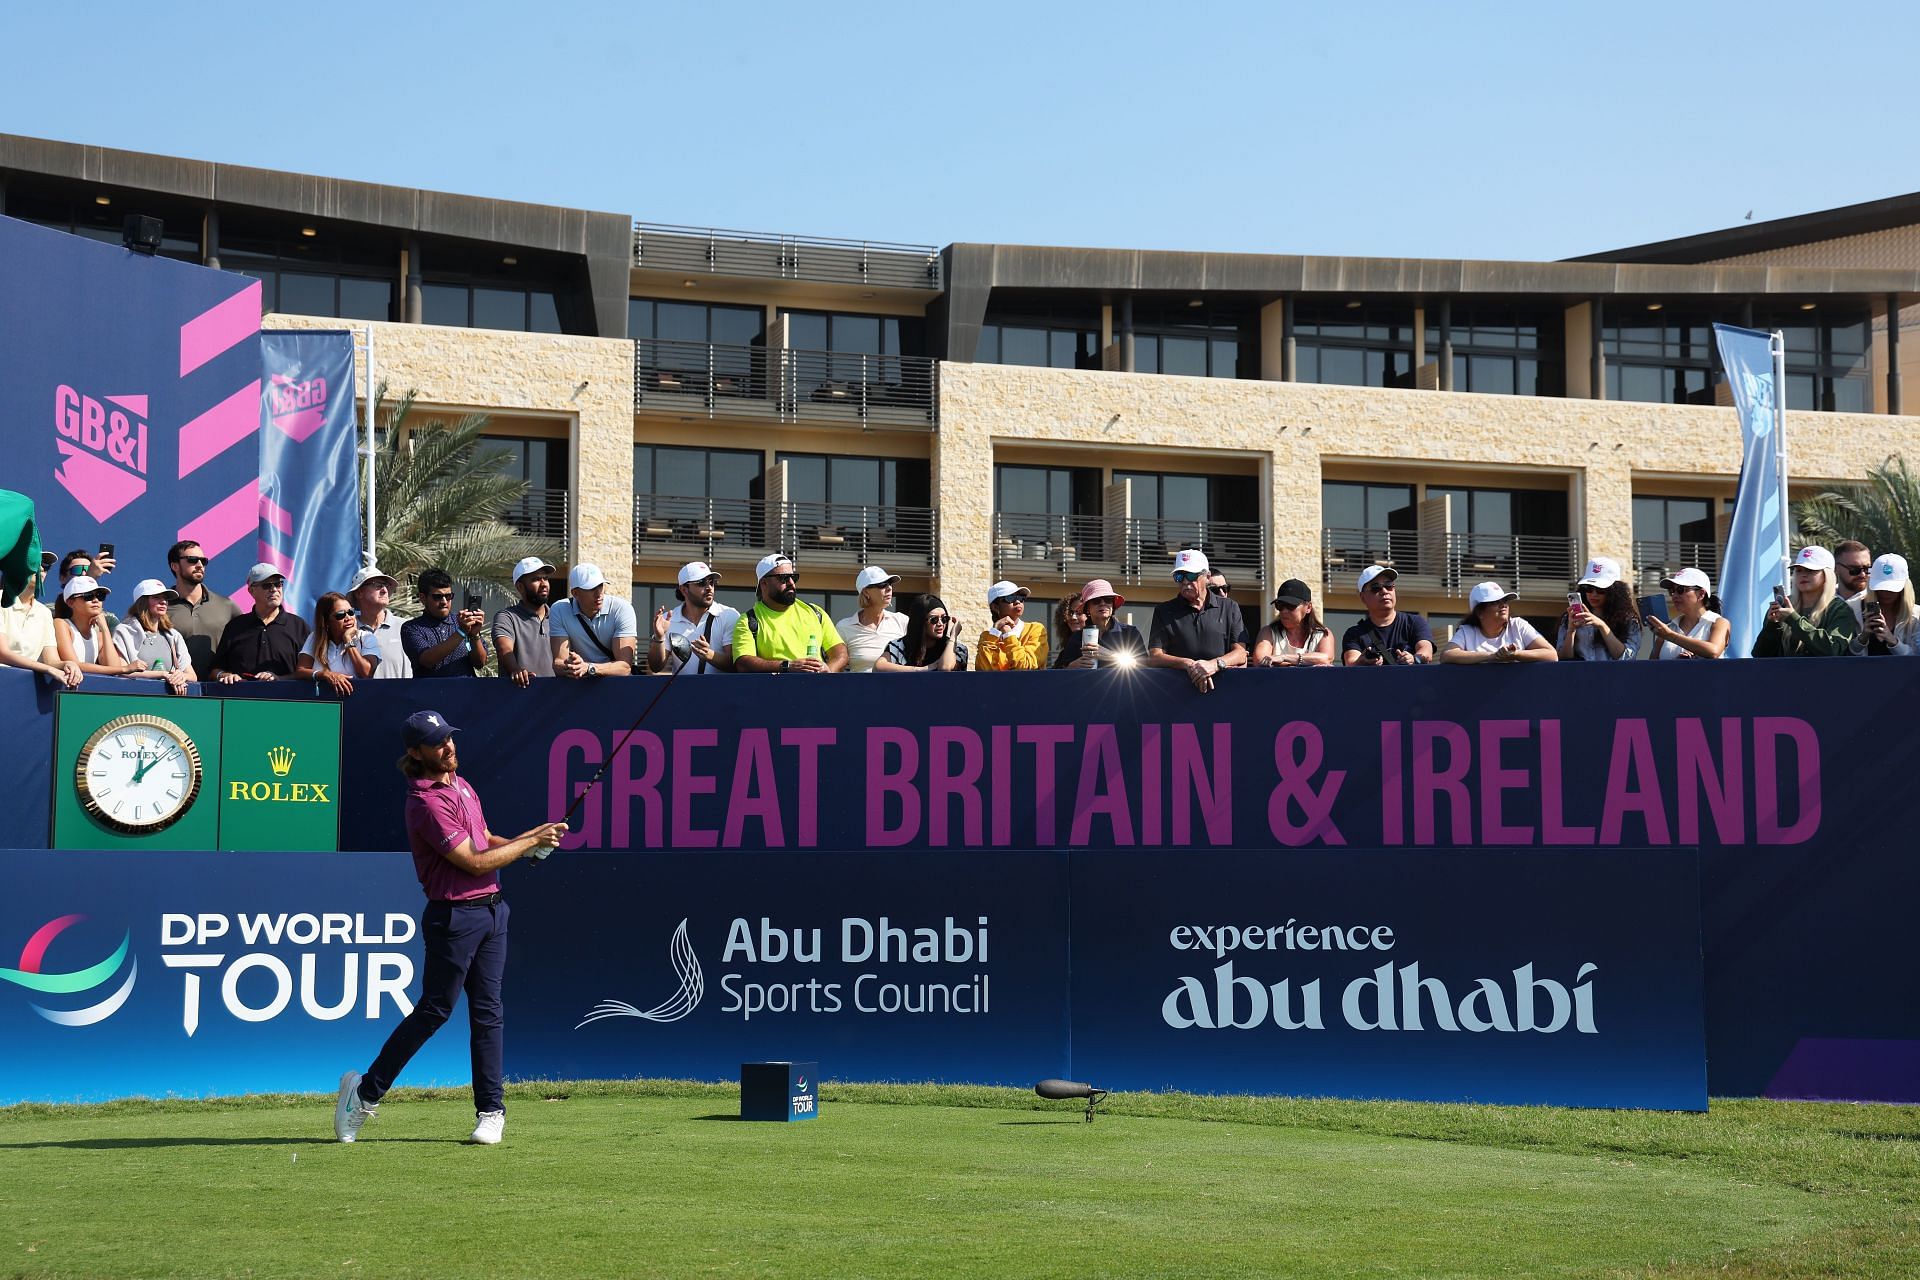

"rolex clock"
[74,713,205,835]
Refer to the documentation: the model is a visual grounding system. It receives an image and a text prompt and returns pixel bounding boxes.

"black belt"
[440,892,502,907]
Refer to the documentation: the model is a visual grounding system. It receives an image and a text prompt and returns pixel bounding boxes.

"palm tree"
[1795,455,1920,558]
[360,384,565,615]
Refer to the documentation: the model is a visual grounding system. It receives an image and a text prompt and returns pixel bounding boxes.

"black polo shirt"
[212,609,311,677]
[1149,594,1249,661]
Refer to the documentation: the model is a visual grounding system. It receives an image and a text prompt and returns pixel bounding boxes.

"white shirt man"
[651,561,738,675]
[349,565,412,678]
[836,566,908,673]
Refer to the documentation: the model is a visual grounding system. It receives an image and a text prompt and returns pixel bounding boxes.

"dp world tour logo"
[0,915,138,1027]
[578,919,703,1027]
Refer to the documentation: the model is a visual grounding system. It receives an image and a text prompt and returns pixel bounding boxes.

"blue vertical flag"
[259,331,363,623]
[1713,323,1788,657]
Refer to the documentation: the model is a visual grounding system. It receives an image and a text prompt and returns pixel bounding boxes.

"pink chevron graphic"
[104,395,149,417]
[262,495,294,536]
[179,479,261,561]
[54,442,147,523]
[178,380,261,478]
[270,406,326,442]
[179,281,262,378]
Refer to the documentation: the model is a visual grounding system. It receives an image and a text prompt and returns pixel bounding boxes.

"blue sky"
[5,1,1915,261]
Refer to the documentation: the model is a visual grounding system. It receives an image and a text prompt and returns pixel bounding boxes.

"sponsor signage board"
[217,699,342,851]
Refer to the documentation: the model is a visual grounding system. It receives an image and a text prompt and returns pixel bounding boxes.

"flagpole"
[1770,330,1789,584]
[362,325,377,567]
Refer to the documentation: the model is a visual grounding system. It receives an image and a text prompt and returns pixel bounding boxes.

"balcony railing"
[633,223,942,291]
[635,338,937,429]
[1632,539,1722,593]
[633,494,937,573]
[993,513,1268,587]
[501,487,569,555]
[1321,527,1581,598]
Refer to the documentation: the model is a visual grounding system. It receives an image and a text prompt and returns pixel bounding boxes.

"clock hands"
[131,747,176,786]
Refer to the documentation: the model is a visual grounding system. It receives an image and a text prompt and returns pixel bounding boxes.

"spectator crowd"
[5,532,1914,696]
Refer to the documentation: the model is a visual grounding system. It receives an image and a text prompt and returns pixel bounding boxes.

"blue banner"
[0,850,464,1104]
[258,332,363,622]
[0,847,1702,1109]
[0,215,263,604]
[1714,322,1788,655]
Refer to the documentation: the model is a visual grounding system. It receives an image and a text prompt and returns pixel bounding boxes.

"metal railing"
[633,494,937,572]
[501,487,569,554]
[635,338,937,428]
[1321,527,1580,597]
[633,223,942,291]
[1632,539,1721,593]
[992,513,1268,586]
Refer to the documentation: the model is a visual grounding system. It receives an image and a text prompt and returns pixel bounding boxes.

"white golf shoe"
[334,1071,376,1142]
[470,1110,505,1145]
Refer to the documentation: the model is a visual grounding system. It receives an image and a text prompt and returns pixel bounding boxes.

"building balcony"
[633,493,937,575]
[501,487,569,556]
[1632,539,1722,594]
[1321,527,1580,600]
[992,513,1268,589]
[633,223,942,292]
[635,338,937,430]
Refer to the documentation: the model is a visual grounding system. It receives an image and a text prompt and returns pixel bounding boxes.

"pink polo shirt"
[404,774,498,902]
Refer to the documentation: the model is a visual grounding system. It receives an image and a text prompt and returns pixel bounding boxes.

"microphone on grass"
[529,632,695,863]
[1036,1078,1109,1123]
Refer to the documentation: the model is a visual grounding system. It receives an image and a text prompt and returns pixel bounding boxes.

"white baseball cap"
[246,562,285,587]
[1577,556,1621,590]
[1661,566,1712,593]
[348,564,398,594]
[755,553,795,580]
[1793,545,1835,573]
[1171,548,1210,577]
[568,563,607,591]
[1357,564,1398,593]
[855,566,900,591]
[129,578,179,603]
[1468,581,1518,608]
[1870,552,1910,593]
[60,574,109,600]
[986,580,1029,604]
[678,560,720,586]
[512,556,556,583]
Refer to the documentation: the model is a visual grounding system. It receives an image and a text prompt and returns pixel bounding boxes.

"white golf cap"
[986,580,1029,604]
[855,565,900,591]
[1468,581,1518,608]
[1661,566,1712,593]
[128,577,179,603]
[512,556,556,583]
[1171,548,1210,577]
[1357,564,1398,592]
[1577,556,1622,589]
[60,574,108,600]
[1870,552,1910,593]
[246,562,285,586]
[677,561,720,586]
[755,553,795,580]
[568,563,607,591]
[348,564,398,594]
[1793,545,1835,573]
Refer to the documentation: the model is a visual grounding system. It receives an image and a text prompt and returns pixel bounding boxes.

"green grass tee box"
[52,693,223,851]
[217,699,341,851]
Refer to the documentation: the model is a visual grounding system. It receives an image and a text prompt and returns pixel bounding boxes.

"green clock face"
[75,713,204,835]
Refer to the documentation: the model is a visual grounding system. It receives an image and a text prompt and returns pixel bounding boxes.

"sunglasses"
[1209,584,1231,596]
[74,590,109,603]
[424,591,454,601]
[1840,563,1871,575]
[926,613,949,624]
[768,573,799,584]
[1174,571,1203,584]
[1363,581,1394,594]
[331,609,355,620]
[175,555,208,566]
[67,563,93,576]
[689,577,719,589]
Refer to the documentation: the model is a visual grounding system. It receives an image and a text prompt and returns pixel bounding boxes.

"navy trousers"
[362,898,509,1113]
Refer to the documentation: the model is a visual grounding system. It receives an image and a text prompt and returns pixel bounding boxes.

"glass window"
[421,284,467,327]
[529,292,561,334]
[1294,303,1417,389]
[278,272,336,317]
[1321,481,1413,530]
[976,326,1001,363]
[339,278,392,322]
[472,287,525,332]
[783,455,828,506]
[711,452,762,500]
[1161,336,1209,377]
[1001,327,1048,367]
